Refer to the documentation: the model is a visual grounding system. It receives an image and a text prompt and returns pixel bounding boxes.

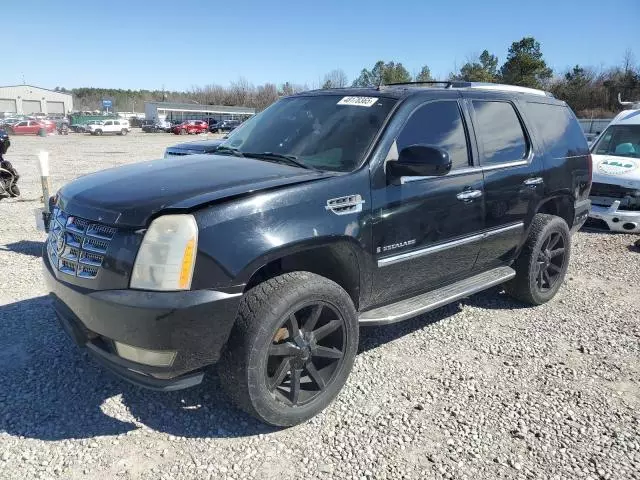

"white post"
[38,151,51,214]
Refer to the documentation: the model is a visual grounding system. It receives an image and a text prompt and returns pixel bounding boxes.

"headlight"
[131,214,198,291]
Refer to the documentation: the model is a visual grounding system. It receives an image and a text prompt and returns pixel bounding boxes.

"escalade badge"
[377,239,416,253]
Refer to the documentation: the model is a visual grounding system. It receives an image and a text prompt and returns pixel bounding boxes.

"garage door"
[22,100,42,114]
[0,99,16,113]
[46,101,64,114]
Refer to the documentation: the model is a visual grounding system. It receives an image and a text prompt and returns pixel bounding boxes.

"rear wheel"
[219,272,358,426]
[120,129,128,136]
[504,214,570,305]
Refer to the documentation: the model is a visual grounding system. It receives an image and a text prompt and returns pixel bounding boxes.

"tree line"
[61,37,639,118]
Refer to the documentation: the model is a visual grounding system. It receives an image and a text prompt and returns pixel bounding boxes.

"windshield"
[592,124,640,158]
[220,95,396,172]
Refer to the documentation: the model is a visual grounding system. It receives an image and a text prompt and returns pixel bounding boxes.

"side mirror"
[387,145,452,181]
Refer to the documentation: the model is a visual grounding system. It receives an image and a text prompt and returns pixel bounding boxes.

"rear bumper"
[43,254,242,390]
[589,202,640,233]
[572,199,591,233]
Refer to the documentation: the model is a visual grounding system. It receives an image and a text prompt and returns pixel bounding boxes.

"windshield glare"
[221,95,396,172]
[592,125,640,158]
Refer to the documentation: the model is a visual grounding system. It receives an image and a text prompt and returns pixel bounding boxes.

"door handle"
[523,177,544,186]
[456,189,483,201]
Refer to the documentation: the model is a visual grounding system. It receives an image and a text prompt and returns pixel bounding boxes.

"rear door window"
[525,102,589,158]
[397,100,471,170]
[471,101,528,165]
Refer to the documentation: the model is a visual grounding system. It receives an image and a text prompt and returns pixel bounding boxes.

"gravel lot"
[1,131,639,480]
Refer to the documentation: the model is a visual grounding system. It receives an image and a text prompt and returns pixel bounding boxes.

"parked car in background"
[72,120,103,133]
[172,120,209,135]
[214,119,240,133]
[86,119,130,136]
[0,117,22,129]
[164,139,223,158]
[7,120,55,135]
[587,97,640,233]
[143,119,171,133]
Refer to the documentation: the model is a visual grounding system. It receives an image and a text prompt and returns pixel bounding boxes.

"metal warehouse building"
[144,101,255,124]
[0,85,73,116]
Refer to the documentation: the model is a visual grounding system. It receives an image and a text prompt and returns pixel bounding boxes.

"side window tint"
[472,101,527,165]
[397,101,470,170]
[526,102,588,158]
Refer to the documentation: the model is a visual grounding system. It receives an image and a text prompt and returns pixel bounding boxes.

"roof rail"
[466,82,552,97]
[384,80,552,97]
[385,81,472,88]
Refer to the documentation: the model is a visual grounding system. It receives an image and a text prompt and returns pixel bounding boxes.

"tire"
[95,129,103,136]
[219,272,358,426]
[120,129,128,136]
[180,129,187,135]
[504,214,571,305]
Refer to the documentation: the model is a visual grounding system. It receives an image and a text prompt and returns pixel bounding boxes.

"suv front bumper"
[43,255,242,391]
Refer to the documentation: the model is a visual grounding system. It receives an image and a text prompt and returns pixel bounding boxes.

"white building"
[0,85,73,116]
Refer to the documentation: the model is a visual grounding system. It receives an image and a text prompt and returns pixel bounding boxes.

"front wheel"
[179,129,187,135]
[219,272,358,426]
[504,214,571,305]
[120,129,128,136]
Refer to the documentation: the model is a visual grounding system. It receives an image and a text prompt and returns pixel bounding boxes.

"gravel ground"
[1,131,639,480]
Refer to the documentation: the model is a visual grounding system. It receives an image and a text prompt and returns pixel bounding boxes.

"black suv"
[214,119,241,133]
[43,83,591,426]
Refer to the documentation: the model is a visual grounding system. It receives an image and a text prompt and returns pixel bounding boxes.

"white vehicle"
[86,119,130,136]
[588,94,640,233]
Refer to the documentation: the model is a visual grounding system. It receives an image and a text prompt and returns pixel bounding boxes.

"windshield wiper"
[216,145,244,157]
[242,152,319,171]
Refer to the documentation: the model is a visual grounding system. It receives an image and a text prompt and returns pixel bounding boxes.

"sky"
[5,0,639,91]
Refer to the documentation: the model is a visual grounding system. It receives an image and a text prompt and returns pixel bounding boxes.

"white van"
[588,96,640,233]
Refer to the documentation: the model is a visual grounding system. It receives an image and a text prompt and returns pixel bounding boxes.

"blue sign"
[102,99,113,109]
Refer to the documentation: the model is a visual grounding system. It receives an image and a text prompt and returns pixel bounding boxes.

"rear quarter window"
[525,102,589,158]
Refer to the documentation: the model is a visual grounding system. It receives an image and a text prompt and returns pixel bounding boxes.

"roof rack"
[384,81,552,97]
[385,81,471,88]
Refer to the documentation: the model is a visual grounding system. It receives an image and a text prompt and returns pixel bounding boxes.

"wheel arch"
[240,239,364,310]
[535,194,574,228]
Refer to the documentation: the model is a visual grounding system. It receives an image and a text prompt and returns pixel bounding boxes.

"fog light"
[114,342,177,367]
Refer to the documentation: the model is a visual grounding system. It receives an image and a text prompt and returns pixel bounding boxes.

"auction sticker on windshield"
[337,96,379,107]
[597,157,639,176]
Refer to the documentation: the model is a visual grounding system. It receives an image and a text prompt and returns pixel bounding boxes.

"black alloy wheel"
[504,213,571,305]
[535,230,566,293]
[266,302,346,407]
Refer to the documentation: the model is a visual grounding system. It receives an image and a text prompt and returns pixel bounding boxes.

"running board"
[358,266,516,326]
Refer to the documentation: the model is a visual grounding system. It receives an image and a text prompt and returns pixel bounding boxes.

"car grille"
[590,182,640,210]
[590,182,637,199]
[46,208,117,279]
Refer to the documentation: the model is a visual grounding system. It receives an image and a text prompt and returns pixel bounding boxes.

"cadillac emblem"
[56,233,66,255]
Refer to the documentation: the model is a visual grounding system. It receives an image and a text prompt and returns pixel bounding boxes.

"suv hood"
[592,154,640,189]
[57,155,332,227]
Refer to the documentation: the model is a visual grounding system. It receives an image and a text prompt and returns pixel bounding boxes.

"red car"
[172,120,209,135]
[8,120,56,135]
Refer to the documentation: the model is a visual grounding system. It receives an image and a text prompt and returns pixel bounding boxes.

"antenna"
[375,64,386,91]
